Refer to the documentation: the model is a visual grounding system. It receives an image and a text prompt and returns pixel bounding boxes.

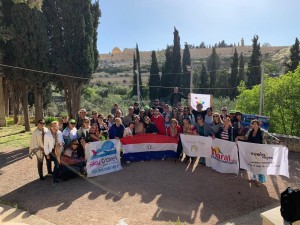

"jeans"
[252,174,266,183]
[49,151,59,182]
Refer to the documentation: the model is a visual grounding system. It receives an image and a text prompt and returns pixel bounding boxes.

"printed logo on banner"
[194,96,205,106]
[90,141,117,160]
[211,145,237,164]
[250,151,273,161]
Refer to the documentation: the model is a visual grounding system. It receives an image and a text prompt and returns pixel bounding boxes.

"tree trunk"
[34,88,43,125]
[63,78,83,120]
[4,79,9,117]
[12,86,19,124]
[0,76,6,127]
[22,85,30,132]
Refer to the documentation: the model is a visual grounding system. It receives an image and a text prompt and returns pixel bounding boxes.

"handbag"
[280,187,300,224]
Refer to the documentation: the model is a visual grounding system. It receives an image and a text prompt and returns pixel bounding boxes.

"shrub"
[44,116,57,125]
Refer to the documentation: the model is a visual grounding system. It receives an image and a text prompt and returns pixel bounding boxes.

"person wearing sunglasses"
[29,119,51,181]
[60,140,86,181]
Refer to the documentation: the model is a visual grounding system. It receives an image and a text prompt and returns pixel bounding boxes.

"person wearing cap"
[76,108,88,129]
[62,119,78,147]
[152,98,163,114]
[133,102,140,115]
[44,121,64,184]
[236,119,281,187]
[124,106,135,127]
[220,107,228,121]
[29,119,51,180]
[170,87,188,108]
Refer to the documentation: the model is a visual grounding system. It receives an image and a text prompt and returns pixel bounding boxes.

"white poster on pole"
[190,93,211,110]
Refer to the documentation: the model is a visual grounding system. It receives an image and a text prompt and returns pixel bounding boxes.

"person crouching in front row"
[60,140,86,181]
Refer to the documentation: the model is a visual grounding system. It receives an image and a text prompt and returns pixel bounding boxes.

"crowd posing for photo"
[29,97,280,187]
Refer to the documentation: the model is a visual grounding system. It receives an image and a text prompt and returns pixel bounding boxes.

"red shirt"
[150,115,165,135]
[167,126,182,138]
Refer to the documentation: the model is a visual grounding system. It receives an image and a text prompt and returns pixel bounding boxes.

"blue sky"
[97,0,300,53]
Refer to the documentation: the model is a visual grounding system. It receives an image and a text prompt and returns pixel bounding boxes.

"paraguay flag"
[120,134,178,161]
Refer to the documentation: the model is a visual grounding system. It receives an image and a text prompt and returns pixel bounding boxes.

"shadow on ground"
[0,151,284,225]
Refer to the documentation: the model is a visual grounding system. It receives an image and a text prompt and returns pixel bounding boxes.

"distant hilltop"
[99,46,289,65]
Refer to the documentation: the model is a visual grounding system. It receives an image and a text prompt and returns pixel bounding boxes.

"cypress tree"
[43,0,100,118]
[132,54,137,97]
[172,27,181,89]
[149,50,160,100]
[247,35,261,88]
[229,48,239,99]
[135,44,143,96]
[238,52,245,83]
[200,63,209,93]
[181,42,191,95]
[160,45,173,97]
[285,37,300,73]
[207,47,220,95]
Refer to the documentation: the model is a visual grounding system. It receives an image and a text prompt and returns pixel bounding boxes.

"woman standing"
[215,115,237,142]
[236,119,280,187]
[211,113,223,135]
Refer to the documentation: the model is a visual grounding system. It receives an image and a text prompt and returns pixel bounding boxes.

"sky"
[96,0,300,53]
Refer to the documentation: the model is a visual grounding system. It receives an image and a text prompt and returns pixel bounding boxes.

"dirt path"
[0,148,299,225]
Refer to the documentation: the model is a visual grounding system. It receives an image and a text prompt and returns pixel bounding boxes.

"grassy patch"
[0,125,33,151]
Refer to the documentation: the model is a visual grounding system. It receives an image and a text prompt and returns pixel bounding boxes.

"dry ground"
[0,147,299,225]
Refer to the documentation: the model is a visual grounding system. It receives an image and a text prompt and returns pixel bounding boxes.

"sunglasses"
[222,110,227,112]
[213,115,219,118]
[39,122,45,124]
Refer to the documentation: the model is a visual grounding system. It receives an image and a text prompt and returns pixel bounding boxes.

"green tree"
[194,63,209,94]
[207,47,220,95]
[43,0,100,119]
[285,37,300,73]
[181,42,191,95]
[229,48,239,99]
[238,52,245,84]
[172,27,181,88]
[149,50,160,100]
[236,65,300,135]
[132,54,138,96]
[247,35,261,88]
[160,45,173,97]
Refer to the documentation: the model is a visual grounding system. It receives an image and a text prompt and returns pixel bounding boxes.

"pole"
[259,66,264,115]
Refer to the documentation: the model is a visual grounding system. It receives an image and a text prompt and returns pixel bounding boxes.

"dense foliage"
[235,66,300,136]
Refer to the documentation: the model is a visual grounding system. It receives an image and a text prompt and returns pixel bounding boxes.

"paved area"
[0,148,299,225]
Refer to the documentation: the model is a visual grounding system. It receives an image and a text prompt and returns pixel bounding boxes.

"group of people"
[29,91,280,187]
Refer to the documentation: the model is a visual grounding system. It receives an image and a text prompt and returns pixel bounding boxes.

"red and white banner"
[238,141,289,178]
[85,140,122,178]
[180,134,212,158]
[211,139,239,174]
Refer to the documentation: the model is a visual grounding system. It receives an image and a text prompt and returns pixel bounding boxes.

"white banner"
[238,141,289,178]
[190,93,211,110]
[85,140,122,178]
[180,134,212,158]
[211,139,239,174]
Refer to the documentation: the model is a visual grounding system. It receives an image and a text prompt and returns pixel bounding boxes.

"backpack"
[280,187,300,224]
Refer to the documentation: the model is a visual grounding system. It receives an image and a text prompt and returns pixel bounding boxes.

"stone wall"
[272,134,300,153]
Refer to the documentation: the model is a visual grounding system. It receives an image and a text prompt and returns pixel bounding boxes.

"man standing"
[170,87,188,108]
[29,119,50,180]
[123,106,135,127]
[152,98,163,114]
[44,121,64,184]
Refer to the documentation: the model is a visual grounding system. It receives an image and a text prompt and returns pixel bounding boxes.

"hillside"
[92,46,290,86]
